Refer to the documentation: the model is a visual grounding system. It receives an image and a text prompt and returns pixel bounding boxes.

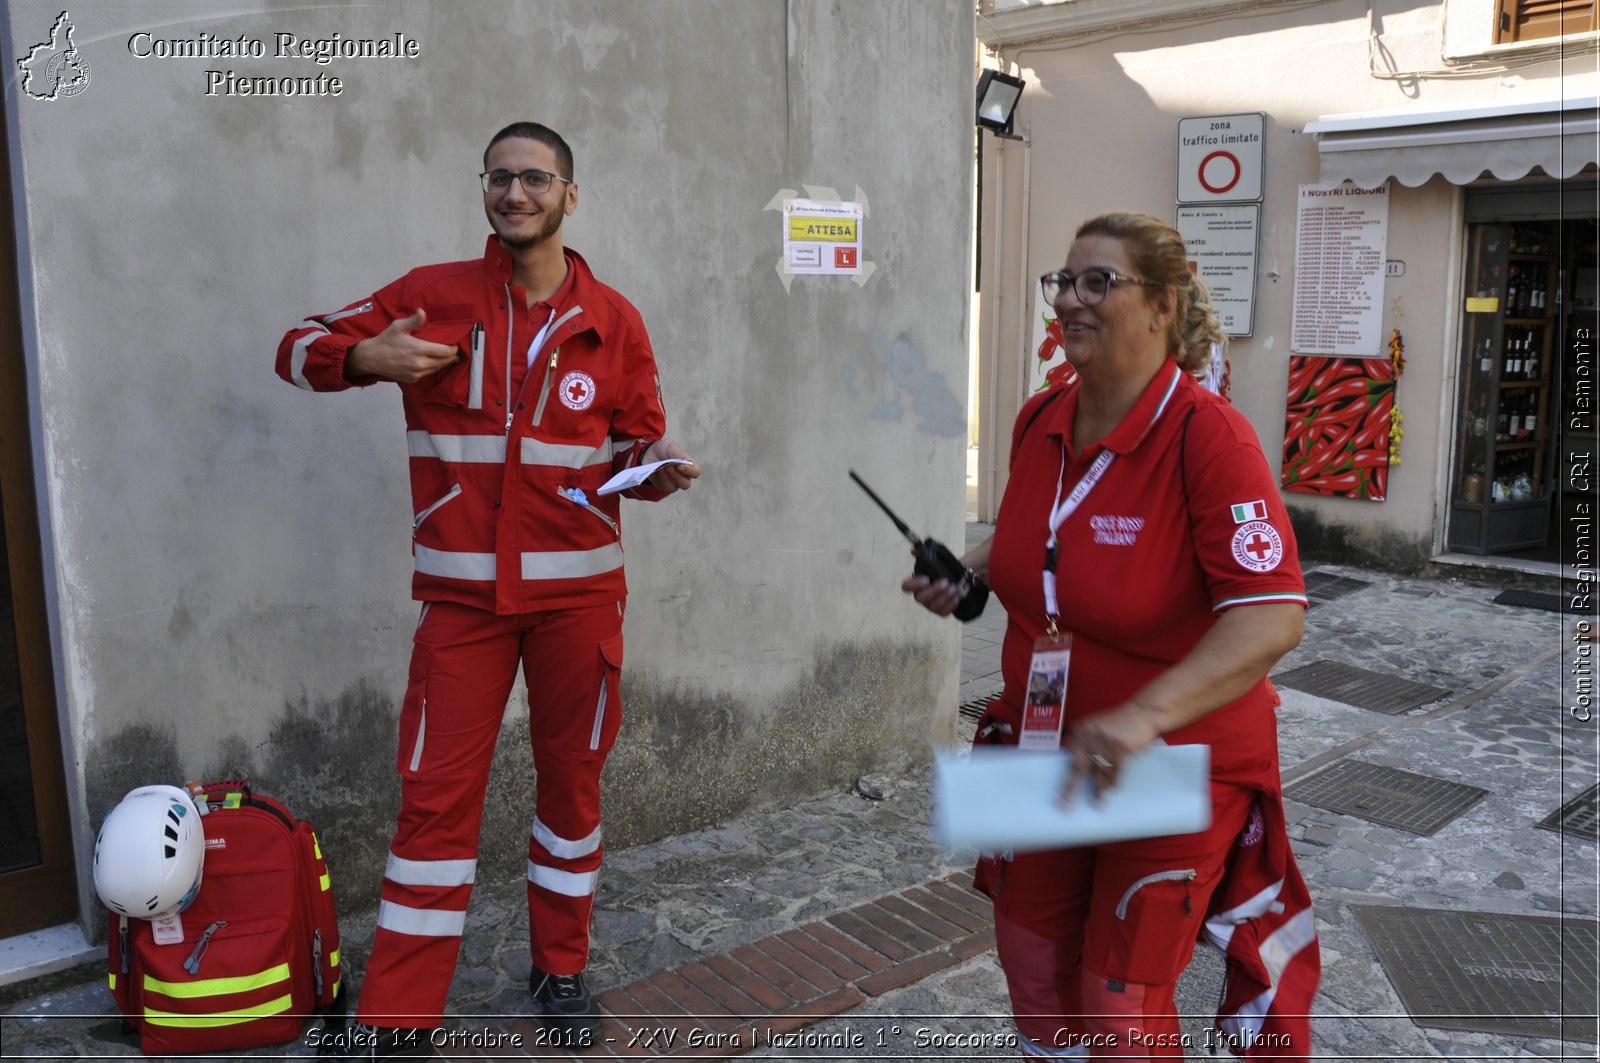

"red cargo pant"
[979,781,1254,1060]
[357,599,624,1027]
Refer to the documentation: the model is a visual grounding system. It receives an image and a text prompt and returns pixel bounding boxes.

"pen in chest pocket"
[468,322,484,409]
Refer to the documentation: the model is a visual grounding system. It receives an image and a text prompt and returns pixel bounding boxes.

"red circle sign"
[1198,150,1241,194]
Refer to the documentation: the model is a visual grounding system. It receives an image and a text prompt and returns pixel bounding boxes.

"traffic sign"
[1177,113,1264,204]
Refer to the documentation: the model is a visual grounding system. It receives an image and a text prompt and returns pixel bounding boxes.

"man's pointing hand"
[345,308,460,383]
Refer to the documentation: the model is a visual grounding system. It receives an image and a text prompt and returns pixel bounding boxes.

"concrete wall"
[3,0,973,931]
[977,0,1597,569]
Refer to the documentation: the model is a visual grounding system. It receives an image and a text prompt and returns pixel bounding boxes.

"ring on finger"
[1089,753,1113,770]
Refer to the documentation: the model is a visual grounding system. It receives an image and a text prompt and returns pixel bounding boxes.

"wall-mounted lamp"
[975,69,1025,136]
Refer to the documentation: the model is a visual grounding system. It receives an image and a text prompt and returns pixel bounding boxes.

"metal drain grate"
[958,689,1002,722]
[1273,659,1451,714]
[1285,760,1487,835]
[1353,905,1599,1043]
[1538,784,1600,841]
[1493,588,1567,613]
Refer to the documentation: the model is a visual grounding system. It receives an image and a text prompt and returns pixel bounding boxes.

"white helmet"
[93,785,204,919]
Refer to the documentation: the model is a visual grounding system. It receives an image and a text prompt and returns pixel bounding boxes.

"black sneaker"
[530,965,599,1047]
[315,1022,438,1059]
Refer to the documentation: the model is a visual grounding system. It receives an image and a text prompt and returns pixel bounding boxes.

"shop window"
[1494,0,1599,44]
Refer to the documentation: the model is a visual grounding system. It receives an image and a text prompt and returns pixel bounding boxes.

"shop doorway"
[0,102,76,937]
[1447,183,1599,562]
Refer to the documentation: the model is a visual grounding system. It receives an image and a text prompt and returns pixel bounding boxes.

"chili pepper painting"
[1035,314,1077,391]
[1281,354,1395,500]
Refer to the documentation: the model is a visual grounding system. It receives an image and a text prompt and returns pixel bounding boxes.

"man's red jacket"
[276,238,667,615]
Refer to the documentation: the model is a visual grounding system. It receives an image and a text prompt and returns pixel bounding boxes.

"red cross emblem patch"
[558,370,597,412]
[1230,520,1284,573]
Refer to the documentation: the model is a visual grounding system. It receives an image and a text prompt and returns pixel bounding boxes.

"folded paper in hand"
[932,743,1210,852]
[598,459,696,496]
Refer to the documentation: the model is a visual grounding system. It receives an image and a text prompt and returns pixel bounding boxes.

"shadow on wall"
[82,640,946,928]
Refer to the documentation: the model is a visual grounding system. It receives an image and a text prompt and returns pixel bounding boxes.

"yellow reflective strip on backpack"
[108,973,117,990]
[320,870,331,891]
[143,993,294,1027]
[312,831,323,859]
[222,791,243,809]
[143,962,290,999]
[330,948,340,967]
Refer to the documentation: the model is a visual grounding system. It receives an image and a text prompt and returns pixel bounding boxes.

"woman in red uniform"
[906,212,1315,1059]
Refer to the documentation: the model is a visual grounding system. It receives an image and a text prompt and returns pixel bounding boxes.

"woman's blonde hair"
[1074,211,1226,373]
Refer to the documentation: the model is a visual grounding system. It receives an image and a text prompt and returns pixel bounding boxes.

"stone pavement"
[2,524,1597,1061]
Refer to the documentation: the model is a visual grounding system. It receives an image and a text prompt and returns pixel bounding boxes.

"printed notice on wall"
[1176,204,1259,337]
[784,198,863,274]
[1290,184,1389,356]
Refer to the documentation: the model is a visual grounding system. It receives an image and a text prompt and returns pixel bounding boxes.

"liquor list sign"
[1290,184,1390,357]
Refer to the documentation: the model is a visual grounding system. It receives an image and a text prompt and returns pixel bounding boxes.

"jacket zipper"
[1115,868,1198,919]
[412,484,462,538]
[530,346,560,427]
[320,301,372,325]
[558,487,619,538]
[503,286,517,431]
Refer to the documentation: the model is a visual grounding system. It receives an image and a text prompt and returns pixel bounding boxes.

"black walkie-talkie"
[849,470,989,622]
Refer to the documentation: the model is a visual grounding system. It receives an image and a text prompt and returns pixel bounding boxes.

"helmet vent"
[143,895,160,913]
[164,825,178,842]
[164,845,176,859]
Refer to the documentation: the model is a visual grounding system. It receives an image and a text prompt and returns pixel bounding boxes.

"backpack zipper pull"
[118,916,130,975]
[312,929,324,997]
[182,921,228,975]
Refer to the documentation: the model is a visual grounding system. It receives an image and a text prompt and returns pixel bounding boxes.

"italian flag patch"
[1231,500,1268,523]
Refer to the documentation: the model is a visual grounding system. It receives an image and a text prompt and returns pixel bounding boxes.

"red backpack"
[106,780,342,1055]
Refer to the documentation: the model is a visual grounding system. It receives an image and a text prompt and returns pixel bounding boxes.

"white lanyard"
[525,305,557,370]
[1042,449,1115,629]
[1040,364,1184,632]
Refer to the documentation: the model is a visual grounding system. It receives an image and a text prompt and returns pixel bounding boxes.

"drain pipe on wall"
[981,112,1030,523]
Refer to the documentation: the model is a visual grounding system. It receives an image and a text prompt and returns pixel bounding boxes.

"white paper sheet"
[597,458,696,496]
[932,744,1211,852]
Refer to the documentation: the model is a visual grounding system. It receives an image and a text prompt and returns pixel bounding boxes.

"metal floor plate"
[1493,588,1568,613]
[1273,659,1452,714]
[1353,905,1599,1043]
[1285,759,1487,835]
[1539,784,1600,841]
[1303,571,1373,608]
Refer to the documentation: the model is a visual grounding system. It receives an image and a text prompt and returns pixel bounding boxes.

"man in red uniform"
[276,121,699,1057]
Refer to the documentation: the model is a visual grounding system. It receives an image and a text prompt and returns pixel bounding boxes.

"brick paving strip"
[452,873,997,1060]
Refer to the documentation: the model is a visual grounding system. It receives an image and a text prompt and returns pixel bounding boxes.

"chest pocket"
[408,312,477,408]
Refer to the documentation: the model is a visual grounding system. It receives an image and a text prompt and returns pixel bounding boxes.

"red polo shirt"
[987,360,1308,783]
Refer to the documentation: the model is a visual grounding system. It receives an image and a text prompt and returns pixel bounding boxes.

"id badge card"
[1019,632,1072,751]
[151,912,185,945]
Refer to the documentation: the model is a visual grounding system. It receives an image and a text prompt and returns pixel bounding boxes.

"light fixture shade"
[976,69,1025,133]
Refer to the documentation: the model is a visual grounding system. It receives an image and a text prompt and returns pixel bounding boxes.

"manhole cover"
[957,689,1002,722]
[1353,905,1599,1043]
[1304,571,1373,604]
[1285,760,1487,835]
[1538,784,1600,841]
[1274,660,1451,714]
[1494,589,1567,613]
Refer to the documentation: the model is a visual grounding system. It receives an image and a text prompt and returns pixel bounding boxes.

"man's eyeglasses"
[1039,268,1161,306]
[480,169,572,196]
